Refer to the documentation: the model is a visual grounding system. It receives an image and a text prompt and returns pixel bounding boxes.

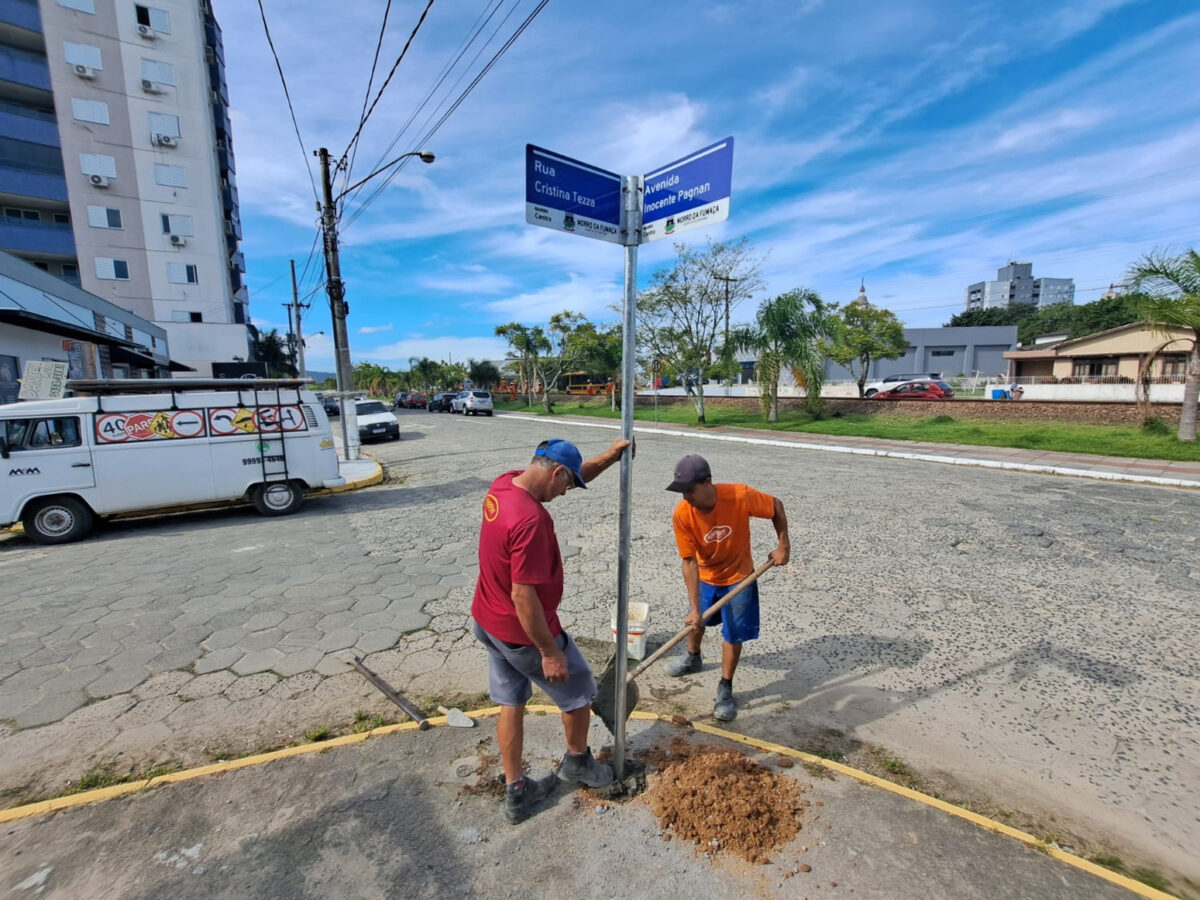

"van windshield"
[356,402,389,415]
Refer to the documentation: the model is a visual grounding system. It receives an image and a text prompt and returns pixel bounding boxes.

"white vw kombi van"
[0,379,345,544]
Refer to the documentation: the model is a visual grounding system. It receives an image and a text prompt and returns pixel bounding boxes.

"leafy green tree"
[826,298,908,397]
[731,288,834,421]
[1127,248,1200,441]
[947,295,1143,345]
[637,237,764,425]
[407,356,442,392]
[250,326,297,378]
[573,322,623,409]
[467,358,502,390]
[495,323,550,407]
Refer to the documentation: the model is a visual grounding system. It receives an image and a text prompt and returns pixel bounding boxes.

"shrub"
[929,415,956,425]
[1141,417,1170,436]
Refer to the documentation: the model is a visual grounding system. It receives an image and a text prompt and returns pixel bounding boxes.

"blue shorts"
[472,621,596,711]
[700,580,760,644]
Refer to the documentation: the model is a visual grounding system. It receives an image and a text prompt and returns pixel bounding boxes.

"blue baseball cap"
[534,439,586,489]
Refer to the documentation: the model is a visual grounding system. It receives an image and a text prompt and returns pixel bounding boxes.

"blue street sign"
[641,137,734,243]
[525,144,624,244]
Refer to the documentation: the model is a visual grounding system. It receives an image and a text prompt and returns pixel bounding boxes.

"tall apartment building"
[0,0,248,373]
[965,261,1074,312]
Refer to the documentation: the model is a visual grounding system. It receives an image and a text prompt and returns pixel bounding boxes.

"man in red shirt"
[472,436,629,823]
[663,454,790,722]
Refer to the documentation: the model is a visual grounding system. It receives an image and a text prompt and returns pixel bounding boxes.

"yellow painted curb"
[313,462,384,495]
[0,706,1178,899]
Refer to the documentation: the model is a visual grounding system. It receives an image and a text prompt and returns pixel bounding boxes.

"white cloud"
[358,323,393,334]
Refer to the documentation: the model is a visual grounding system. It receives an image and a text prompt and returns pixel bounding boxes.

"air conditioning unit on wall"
[169,234,187,246]
[89,174,111,188]
[73,64,97,79]
[141,78,165,94]
[137,24,156,39]
[153,134,178,147]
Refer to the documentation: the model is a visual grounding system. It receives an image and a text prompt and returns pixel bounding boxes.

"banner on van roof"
[94,406,310,443]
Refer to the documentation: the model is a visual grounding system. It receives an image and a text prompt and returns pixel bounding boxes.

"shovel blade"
[438,705,476,728]
[590,652,639,737]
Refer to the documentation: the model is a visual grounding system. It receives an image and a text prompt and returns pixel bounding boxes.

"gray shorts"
[472,620,596,711]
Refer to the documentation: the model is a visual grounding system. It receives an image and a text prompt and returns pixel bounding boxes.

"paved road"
[1,408,1197,883]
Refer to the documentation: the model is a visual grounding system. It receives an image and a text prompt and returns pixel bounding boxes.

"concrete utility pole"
[715,273,742,349]
[316,147,359,459]
[316,146,434,461]
[290,259,306,381]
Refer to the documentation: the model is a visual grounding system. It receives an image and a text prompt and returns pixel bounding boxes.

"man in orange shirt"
[664,454,790,722]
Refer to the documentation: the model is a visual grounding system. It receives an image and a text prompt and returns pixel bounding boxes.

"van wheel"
[252,481,304,517]
[22,496,94,544]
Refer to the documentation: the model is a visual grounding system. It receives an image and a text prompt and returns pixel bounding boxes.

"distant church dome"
[854,279,869,306]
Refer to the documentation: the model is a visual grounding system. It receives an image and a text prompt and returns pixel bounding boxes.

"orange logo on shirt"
[483,493,500,522]
[704,525,733,543]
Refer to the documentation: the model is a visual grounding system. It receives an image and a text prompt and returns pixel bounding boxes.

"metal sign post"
[524,139,734,782]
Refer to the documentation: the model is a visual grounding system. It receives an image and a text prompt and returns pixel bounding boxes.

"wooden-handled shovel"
[592,559,775,735]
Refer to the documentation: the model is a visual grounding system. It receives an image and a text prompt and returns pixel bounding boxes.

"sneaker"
[713,680,736,722]
[504,774,556,824]
[665,652,702,677]
[556,747,614,788]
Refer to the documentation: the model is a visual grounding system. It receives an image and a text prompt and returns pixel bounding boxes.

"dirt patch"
[643,748,810,864]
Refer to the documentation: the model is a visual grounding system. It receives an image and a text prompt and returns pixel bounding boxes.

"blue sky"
[210,0,1200,373]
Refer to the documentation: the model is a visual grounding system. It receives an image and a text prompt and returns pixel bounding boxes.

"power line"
[343,0,550,230]
[343,0,395,197]
[255,0,319,201]
[339,0,437,167]
[341,0,507,214]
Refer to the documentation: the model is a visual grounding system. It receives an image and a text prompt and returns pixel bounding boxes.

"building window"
[34,262,49,271]
[135,5,170,33]
[95,258,130,280]
[87,206,123,229]
[53,212,71,224]
[1072,359,1117,378]
[4,207,41,222]
[80,153,117,177]
[171,310,202,323]
[930,349,955,357]
[57,0,95,12]
[61,263,79,278]
[153,164,187,187]
[63,42,102,69]
[1162,357,1186,378]
[148,112,181,138]
[167,263,198,284]
[161,213,193,235]
[140,58,175,85]
[72,98,110,125]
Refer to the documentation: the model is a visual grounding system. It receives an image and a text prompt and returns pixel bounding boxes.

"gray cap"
[666,454,711,492]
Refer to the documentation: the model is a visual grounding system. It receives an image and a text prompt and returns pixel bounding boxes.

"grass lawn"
[493,398,1200,462]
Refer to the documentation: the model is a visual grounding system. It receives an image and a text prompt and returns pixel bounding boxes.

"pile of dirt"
[644,749,809,864]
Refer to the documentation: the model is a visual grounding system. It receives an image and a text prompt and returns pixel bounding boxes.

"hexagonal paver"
[178,671,235,700]
[315,655,351,676]
[316,628,360,653]
[193,647,242,675]
[355,629,400,654]
[244,611,288,632]
[222,672,278,699]
[14,691,88,729]
[231,649,285,676]
[271,648,324,678]
[85,666,150,699]
[239,628,285,652]
[201,626,247,651]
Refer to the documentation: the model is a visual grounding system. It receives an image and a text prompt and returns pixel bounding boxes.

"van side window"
[16,418,82,449]
[4,420,31,447]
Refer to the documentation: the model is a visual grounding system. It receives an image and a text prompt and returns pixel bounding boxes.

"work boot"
[713,679,736,722]
[504,774,556,824]
[556,747,614,788]
[665,651,702,677]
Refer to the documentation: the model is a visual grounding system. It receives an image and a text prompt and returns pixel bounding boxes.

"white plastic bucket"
[610,601,650,660]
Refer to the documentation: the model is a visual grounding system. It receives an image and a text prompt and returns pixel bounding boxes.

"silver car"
[450,390,494,416]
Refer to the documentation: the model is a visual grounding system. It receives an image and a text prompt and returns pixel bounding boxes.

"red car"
[871,380,955,400]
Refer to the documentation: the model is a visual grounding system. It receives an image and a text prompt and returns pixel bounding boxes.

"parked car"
[870,380,955,400]
[392,391,409,408]
[321,396,340,417]
[450,390,494,416]
[402,393,427,409]
[428,392,456,412]
[863,372,942,397]
[354,399,400,441]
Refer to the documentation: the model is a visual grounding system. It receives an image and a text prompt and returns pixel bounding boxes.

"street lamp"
[316,147,434,460]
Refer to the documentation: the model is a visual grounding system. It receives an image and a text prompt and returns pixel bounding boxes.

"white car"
[863,373,943,397]
[450,390,494,416]
[354,399,399,441]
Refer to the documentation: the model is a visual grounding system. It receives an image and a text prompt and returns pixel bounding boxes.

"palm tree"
[1127,248,1200,441]
[250,326,297,378]
[731,288,834,421]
